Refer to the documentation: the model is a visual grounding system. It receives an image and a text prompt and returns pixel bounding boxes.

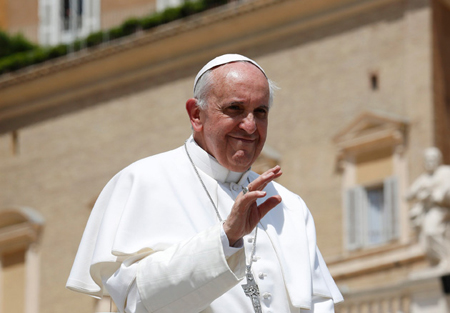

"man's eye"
[224,105,243,114]
[254,108,268,118]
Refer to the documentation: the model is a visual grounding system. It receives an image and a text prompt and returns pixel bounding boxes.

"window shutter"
[157,0,184,11]
[83,0,101,36]
[92,0,101,32]
[383,176,399,241]
[39,0,63,46]
[38,0,53,45]
[346,186,365,250]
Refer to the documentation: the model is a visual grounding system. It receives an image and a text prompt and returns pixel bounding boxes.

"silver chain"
[184,142,223,222]
[184,142,258,268]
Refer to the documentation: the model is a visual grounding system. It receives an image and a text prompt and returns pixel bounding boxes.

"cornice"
[0,0,405,89]
[334,110,409,160]
[0,0,282,90]
[0,0,406,133]
[328,243,425,279]
[0,223,42,254]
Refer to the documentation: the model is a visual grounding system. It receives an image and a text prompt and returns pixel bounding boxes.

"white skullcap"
[193,54,266,92]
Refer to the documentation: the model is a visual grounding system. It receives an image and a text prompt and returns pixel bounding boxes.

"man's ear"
[186,98,203,132]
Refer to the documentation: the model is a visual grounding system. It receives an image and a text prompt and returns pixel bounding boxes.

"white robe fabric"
[67,137,343,312]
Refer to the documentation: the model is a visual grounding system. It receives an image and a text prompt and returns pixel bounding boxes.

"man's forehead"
[194,54,266,92]
[213,62,265,81]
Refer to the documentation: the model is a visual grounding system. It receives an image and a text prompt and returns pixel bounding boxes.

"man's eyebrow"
[224,102,269,109]
[228,101,245,105]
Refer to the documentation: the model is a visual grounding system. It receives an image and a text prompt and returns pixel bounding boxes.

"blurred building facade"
[1,0,450,312]
[0,0,157,44]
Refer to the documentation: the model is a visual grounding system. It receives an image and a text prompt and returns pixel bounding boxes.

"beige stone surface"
[2,0,39,42]
[0,0,157,44]
[0,0,443,312]
[101,0,156,29]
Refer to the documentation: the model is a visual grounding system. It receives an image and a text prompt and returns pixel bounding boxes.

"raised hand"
[223,166,282,246]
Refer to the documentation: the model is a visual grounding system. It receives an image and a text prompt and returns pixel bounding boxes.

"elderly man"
[67,54,343,312]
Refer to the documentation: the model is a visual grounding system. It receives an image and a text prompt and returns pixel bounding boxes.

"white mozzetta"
[67,136,343,312]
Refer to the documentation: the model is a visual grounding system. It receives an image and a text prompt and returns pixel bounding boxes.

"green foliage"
[86,31,104,47]
[0,30,37,59]
[160,7,183,23]
[142,14,164,30]
[109,26,124,40]
[122,18,141,35]
[48,44,68,59]
[203,0,228,7]
[181,1,206,17]
[0,0,229,74]
[0,49,45,74]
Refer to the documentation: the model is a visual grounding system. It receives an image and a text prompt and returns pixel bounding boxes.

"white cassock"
[67,136,343,312]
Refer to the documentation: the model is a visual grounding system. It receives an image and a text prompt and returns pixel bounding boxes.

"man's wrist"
[220,223,243,258]
[222,221,242,247]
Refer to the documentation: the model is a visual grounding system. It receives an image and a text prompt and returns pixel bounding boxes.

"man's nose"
[240,113,257,134]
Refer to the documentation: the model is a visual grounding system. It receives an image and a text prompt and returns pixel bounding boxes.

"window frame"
[39,0,100,46]
[333,110,409,252]
[345,176,399,251]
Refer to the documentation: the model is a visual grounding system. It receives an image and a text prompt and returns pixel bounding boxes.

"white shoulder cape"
[66,141,343,309]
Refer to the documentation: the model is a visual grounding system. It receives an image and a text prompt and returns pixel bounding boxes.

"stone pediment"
[333,110,409,155]
[0,207,44,253]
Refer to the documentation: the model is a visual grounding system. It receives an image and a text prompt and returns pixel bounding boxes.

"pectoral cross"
[242,271,262,313]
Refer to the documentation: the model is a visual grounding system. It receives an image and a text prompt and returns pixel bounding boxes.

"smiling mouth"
[229,136,257,143]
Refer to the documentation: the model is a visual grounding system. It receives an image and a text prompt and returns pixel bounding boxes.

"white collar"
[186,136,250,185]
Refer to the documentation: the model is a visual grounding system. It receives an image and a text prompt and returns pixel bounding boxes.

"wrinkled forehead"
[193,54,266,92]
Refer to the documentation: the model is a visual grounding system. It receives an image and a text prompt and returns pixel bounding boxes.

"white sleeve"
[309,295,335,312]
[124,280,147,313]
[104,223,246,313]
[220,223,243,258]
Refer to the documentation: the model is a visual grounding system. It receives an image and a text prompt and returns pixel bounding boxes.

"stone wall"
[1,0,39,42]
[100,0,156,29]
[0,0,438,312]
[252,1,433,257]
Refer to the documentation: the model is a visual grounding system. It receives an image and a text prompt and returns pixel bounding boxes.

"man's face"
[195,62,270,172]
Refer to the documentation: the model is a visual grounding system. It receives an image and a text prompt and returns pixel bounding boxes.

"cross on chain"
[242,271,262,313]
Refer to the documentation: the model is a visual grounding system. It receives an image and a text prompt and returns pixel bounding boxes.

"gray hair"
[194,62,278,110]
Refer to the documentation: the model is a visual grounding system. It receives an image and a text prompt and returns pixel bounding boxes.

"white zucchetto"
[193,54,267,92]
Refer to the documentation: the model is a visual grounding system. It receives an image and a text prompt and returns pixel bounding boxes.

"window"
[62,0,83,31]
[370,72,379,90]
[346,177,399,250]
[156,0,185,12]
[39,0,100,46]
[334,110,409,251]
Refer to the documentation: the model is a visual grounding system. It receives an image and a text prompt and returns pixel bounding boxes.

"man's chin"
[227,154,256,172]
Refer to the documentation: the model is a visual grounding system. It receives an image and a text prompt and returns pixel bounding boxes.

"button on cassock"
[231,184,240,191]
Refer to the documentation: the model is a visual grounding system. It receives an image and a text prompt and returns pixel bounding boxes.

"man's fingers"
[248,166,282,192]
[258,195,282,218]
[240,190,267,206]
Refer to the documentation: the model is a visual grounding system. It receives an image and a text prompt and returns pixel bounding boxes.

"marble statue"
[407,147,450,269]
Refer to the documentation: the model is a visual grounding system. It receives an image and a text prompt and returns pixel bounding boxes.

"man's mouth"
[229,135,257,144]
